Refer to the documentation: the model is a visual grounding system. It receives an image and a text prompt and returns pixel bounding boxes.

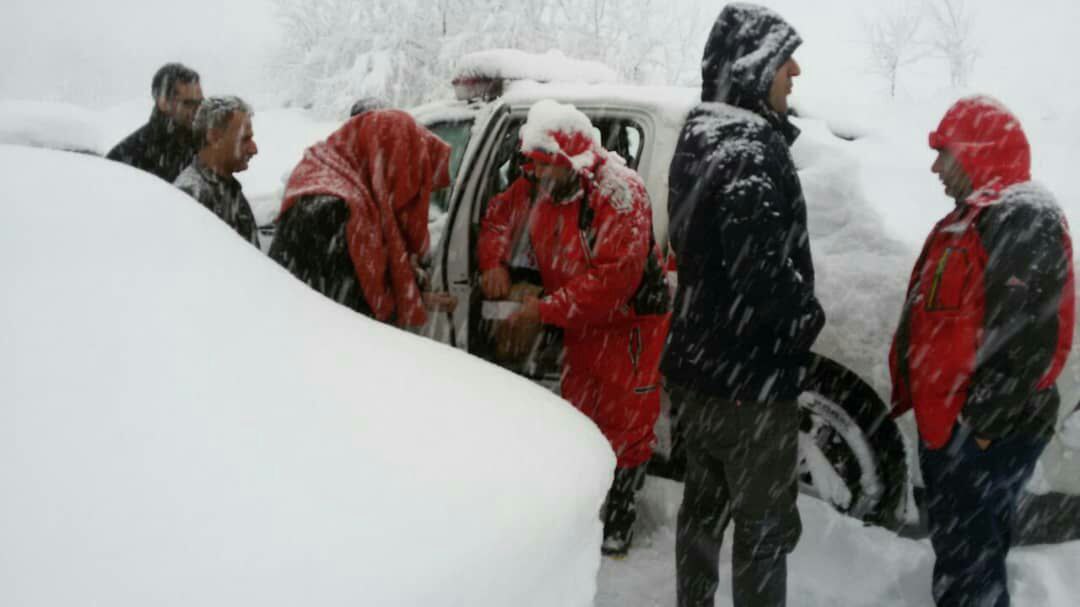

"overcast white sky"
[2,0,1078,119]
[0,0,278,108]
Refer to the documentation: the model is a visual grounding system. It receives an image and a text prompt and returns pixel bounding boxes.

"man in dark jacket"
[174,96,260,247]
[107,63,202,182]
[664,4,824,606]
[890,96,1074,607]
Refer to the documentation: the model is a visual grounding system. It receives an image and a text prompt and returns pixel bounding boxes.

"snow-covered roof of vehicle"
[0,145,612,607]
[413,80,699,132]
[503,80,698,128]
[452,49,618,101]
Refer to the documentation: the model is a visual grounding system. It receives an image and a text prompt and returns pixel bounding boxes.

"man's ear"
[204,127,222,148]
[155,95,170,114]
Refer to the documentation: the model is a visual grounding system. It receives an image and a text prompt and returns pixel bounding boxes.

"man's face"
[931,149,973,202]
[157,81,204,129]
[767,57,801,115]
[533,161,575,197]
[209,111,258,174]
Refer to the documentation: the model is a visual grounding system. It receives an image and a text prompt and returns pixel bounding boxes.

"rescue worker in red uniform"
[478,100,671,556]
[890,96,1074,607]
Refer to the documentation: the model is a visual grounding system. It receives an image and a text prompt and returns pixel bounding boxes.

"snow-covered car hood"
[0,100,109,155]
[0,146,612,607]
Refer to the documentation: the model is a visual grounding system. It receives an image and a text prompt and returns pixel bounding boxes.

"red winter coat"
[890,96,1074,449]
[478,144,669,467]
[478,166,662,334]
[280,110,451,327]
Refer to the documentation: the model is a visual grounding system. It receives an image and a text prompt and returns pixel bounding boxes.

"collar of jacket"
[758,100,801,146]
[193,156,241,193]
[147,108,196,147]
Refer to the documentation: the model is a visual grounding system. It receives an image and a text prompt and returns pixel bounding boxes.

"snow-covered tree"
[270,0,706,116]
[928,0,978,88]
[865,2,926,97]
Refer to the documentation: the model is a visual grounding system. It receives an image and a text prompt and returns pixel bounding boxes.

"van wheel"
[798,354,908,529]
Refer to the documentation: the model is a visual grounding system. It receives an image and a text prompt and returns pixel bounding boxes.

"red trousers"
[561,315,669,468]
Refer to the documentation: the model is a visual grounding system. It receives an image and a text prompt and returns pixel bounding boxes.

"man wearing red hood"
[478,100,671,557]
[890,96,1074,607]
[269,110,454,327]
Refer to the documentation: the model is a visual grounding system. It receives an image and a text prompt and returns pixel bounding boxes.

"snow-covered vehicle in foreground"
[0,145,611,606]
[409,50,1080,540]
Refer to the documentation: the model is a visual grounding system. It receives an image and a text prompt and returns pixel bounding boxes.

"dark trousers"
[920,424,1048,607]
[675,388,802,607]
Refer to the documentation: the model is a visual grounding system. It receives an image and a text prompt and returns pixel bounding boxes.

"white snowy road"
[596,478,1080,607]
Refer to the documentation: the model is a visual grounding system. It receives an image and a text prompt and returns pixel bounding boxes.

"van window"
[426,120,473,214]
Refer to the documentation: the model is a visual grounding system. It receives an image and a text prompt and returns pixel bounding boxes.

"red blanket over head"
[282,110,451,327]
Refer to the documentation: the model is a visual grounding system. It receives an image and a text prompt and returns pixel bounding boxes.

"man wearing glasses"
[107,63,203,183]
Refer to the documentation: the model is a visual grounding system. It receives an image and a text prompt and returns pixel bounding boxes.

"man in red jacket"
[890,96,1074,607]
[478,100,670,556]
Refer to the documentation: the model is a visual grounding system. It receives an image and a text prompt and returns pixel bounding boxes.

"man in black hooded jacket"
[664,4,825,606]
[107,63,203,183]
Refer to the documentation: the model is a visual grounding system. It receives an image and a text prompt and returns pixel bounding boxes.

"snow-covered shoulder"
[0,146,612,607]
[594,155,647,215]
[683,102,772,167]
[996,180,1065,217]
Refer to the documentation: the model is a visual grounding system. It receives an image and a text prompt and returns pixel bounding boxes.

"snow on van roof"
[503,80,699,129]
[453,49,618,86]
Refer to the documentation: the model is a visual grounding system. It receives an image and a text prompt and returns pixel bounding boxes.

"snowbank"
[0,146,613,607]
[454,49,619,86]
[789,115,912,401]
[0,100,108,154]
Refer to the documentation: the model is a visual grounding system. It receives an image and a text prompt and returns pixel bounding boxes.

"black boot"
[602,465,647,557]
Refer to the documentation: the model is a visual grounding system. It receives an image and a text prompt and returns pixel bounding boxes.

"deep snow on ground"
[0,146,612,607]
[596,478,1080,607]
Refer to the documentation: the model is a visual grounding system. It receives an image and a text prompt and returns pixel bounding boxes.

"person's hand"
[480,266,511,299]
[410,254,431,291]
[974,436,993,451]
[507,294,541,326]
[422,291,458,313]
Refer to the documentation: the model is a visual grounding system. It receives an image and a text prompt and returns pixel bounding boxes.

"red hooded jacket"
[890,96,1074,448]
[478,129,662,333]
[281,110,451,327]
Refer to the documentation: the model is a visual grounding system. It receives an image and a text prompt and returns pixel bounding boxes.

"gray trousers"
[674,387,802,607]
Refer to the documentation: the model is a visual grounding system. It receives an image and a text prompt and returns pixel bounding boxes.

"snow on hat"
[701,3,802,105]
[929,95,1031,198]
[519,100,603,174]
